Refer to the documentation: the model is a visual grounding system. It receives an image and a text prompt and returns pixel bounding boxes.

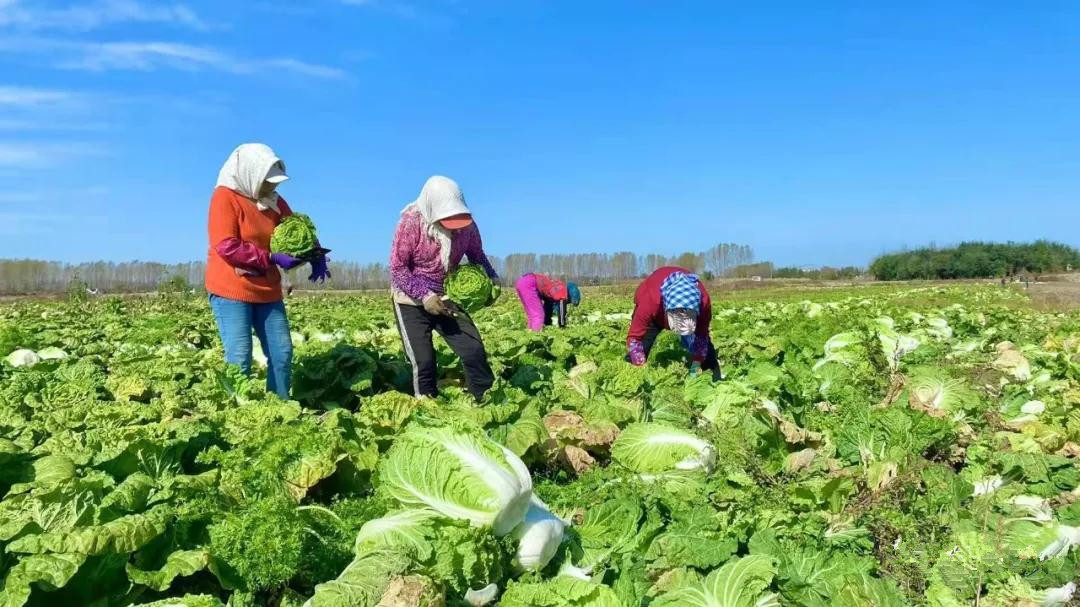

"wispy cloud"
[0,85,77,106]
[340,0,456,24]
[341,0,420,20]
[0,37,348,79]
[0,186,109,205]
[0,85,107,132]
[0,211,106,236]
[0,141,104,168]
[0,0,208,31]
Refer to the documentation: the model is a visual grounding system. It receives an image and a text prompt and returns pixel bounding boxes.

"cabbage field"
[1,285,1078,607]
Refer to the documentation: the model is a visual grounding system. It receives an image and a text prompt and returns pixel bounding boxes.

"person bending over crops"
[627,266,720,378]
[515,273,581,331]
[205,143,330,398]
[390,176,499,400]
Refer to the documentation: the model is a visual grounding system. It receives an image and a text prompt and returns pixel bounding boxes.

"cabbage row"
[0,285,1078,606]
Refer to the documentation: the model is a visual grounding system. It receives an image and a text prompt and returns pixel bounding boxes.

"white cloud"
[0,0,208,31]
[57,40,226,71]
[0,118,109,131]
[0,211,106,236]
[0,85,76,106]
[261,58,348,80]
[0,141,103,168]
[0,37,348,79]
[340,0,443,22]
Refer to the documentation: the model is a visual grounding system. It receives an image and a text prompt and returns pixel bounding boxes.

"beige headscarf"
[216,143,288,213]
[401,175,470,270]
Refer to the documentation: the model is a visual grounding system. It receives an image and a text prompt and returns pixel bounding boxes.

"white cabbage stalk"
[465,583,499,606]
[557,562,593,581]
[251,337,268,368]
[1039,525,1080,560]
[511,497,567,572]
[1010,496,1053,522]
[926,317,953,339]
[36,346,67,360]
[5,349,40,368]
[973,475,1005,496]
[1021,400,1046,415]
[1041,582,1076,607]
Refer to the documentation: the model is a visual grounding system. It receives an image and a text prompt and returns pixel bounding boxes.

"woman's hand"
[309,255,331,283]
[423,294,454,317]
[270,252,304,270]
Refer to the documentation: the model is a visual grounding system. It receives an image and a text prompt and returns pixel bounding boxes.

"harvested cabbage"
[379,424,533,536]
[445,264,494,313]
[270,213,318,257]
[611,423,716,475]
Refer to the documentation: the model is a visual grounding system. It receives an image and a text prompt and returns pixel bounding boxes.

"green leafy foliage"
[0,285,1078,606]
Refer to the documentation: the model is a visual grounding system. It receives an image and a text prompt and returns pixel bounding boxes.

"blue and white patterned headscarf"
[660,272,702,312]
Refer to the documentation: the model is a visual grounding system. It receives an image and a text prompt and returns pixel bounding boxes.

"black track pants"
[393,300,495,401]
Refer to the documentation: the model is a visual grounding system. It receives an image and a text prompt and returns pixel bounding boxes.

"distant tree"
[869,241,1080,280]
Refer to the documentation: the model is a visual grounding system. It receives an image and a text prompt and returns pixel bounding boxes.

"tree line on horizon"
[0,243,759,295]
[869,241,1080,281]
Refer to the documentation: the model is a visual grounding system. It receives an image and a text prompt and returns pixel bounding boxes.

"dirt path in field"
[1027,275,1080,310]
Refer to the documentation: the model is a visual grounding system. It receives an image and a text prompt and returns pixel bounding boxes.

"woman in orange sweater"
[205,143,329,398]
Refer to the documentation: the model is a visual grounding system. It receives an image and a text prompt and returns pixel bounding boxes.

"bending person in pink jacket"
[389,176,499,401]
[515,273,581,331]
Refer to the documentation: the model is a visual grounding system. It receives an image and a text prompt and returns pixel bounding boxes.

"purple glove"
[628,339,646,366]
[270,252,304,270]
[309,255,331,283]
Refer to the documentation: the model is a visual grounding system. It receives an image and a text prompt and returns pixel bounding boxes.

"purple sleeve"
[628,339,646,365]
[463,224,498,280]
[691,336,709,362]
[215,237,270,272]
[390,214,437,301]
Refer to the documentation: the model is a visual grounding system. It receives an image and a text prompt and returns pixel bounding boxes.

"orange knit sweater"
[205,186,293,303]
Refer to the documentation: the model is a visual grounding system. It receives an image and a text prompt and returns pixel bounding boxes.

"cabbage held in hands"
[270,213,318,257]
[445,264,495,313]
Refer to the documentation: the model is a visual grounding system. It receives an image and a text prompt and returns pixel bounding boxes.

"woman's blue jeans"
[209,295,293,398]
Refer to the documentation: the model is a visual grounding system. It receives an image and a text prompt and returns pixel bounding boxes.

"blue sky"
[1,0,1078,268]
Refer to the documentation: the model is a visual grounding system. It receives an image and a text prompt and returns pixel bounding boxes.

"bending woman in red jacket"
[626,266,720,377]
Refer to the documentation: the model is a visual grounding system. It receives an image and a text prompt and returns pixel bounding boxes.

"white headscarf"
[400,175,470,270]
[215,143,287,213]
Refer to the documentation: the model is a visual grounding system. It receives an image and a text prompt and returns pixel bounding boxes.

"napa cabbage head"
[611,422,716,475]
[651,555,780,607]
[270,213,318,257]
[899,368,979,417]
[445,264,494,313]
[379,423,533,536]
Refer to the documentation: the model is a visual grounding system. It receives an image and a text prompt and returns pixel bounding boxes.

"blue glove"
[689,361,702,377]
[308,255,331,283]
[270,252,303,270]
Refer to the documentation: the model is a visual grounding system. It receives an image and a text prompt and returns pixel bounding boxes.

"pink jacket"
[389,210,498,301]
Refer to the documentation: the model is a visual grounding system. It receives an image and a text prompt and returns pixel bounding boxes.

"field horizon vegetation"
[1,264,1079,606]
[1,240,1077,298]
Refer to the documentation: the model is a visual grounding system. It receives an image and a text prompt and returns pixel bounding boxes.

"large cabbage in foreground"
[270,213,318,257]
[379,423,533,536]
[445,264,494,313]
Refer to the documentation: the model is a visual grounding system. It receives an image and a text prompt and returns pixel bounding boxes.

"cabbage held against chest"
[270,213,319,258]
